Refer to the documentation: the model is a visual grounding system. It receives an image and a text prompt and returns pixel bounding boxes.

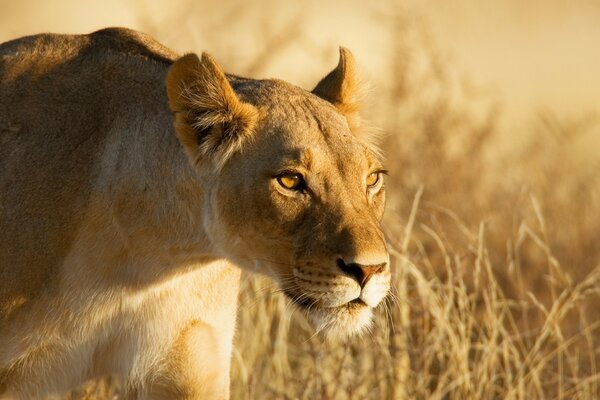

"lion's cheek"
[203,184,290,262]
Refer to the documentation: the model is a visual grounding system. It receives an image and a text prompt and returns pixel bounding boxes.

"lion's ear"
[312,47,361,134]
[166,52,258,169]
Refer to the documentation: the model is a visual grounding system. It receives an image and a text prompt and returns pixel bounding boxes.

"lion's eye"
[366,172,380,188]
[277,173,304,190]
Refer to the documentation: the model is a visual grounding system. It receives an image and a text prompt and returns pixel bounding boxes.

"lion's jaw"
[286,261,391,339]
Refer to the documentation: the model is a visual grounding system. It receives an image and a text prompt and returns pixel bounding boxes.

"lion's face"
[167,50,390,338]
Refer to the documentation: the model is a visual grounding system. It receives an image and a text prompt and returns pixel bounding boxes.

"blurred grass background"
[3,0,600,398]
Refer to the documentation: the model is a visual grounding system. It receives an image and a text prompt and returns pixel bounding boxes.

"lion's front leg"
[132,319,232,400]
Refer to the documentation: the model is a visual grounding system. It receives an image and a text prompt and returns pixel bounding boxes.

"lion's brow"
[300,148,314,169]
[281,148,314,170]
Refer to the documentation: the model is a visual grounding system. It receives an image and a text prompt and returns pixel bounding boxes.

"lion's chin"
[305,302,374,341]
[282,290,375,340]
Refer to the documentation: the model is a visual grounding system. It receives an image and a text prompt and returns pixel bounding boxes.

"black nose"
[337,259,386,288]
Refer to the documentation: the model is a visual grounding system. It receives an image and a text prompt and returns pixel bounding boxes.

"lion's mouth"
[283,290,368,311]
[283,289,375,339]
[348,298,367,306]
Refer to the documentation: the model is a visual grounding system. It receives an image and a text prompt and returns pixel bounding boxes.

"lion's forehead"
[231,78,376,187]
[251,129,369,180]
[235,78,348,130]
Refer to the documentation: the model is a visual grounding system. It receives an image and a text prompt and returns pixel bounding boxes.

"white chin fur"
[307,304,374,341]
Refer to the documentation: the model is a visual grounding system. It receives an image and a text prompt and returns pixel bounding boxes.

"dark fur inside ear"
[312,47,362,134]
[166,52,258,169]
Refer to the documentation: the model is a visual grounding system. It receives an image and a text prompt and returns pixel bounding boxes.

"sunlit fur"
[0,28,389,399]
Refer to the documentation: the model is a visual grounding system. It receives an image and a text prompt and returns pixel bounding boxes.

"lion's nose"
[337,258,386,288]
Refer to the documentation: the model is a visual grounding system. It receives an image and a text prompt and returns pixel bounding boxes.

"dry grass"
[34,1,600,398]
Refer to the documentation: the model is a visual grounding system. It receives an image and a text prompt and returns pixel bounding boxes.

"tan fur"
[312,47,361,133]
[0,28,389,399]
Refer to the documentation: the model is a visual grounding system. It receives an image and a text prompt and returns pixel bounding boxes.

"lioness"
[0,28,390,399]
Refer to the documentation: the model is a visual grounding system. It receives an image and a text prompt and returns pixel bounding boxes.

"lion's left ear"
[312,47,361,134]
[166,52,258,170]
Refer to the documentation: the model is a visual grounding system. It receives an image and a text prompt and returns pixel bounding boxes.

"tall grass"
[54,1,600,398]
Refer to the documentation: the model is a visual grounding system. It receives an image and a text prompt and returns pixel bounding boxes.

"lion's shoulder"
[84,27,178,64]
[0,29,180,322]
[0,27,177,78]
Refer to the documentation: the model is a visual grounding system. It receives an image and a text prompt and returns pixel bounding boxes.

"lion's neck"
[90,109,220,288]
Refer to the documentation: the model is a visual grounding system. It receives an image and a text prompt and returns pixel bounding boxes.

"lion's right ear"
[166,53,258,169]
[312,47,362,135]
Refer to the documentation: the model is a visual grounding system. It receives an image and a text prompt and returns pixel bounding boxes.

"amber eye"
[277,173,304,190]
[366,172,380,188]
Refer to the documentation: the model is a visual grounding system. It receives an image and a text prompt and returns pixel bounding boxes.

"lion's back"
[0,28,177,322]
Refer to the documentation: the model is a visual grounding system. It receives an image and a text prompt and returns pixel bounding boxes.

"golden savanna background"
[2,0,600,398]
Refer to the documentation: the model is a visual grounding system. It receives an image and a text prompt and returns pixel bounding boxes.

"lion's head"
[166,49,389,338]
